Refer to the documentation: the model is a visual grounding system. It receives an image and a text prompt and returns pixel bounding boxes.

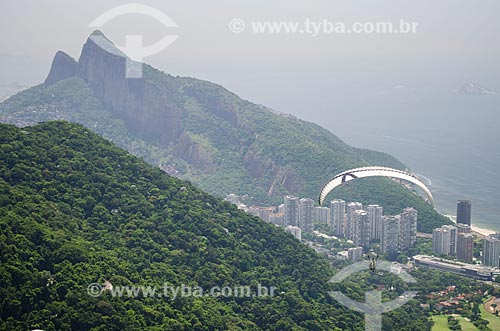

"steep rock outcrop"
[172,131,214,172]
[76,31,183,146]
[243,146,266,178]
[243,143,302,195]
[44,51,77,86]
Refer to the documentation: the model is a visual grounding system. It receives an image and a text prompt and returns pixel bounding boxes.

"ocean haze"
[1,0,499,230]
[325,90,500,231]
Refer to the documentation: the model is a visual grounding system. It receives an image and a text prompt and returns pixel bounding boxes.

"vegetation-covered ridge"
[0,32,451,232]
[0,122,394,330]
[0,121,437,330]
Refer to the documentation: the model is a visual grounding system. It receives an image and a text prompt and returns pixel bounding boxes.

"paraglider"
[365,252,379,272]
[318,166,435,207]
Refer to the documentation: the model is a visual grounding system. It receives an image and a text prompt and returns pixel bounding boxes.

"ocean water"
[327,92,500,232]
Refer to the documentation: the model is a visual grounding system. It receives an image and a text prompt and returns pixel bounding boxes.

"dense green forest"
[0,121,437,330]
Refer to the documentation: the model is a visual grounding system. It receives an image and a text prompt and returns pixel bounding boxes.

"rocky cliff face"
[75,31,183,147]
[243,146,302,195]
[172,131,214,172]
[44,51,77,86]
[42,31,226,179]
[43,31,183,148]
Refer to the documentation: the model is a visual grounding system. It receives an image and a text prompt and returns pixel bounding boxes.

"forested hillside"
[0,121,433,330]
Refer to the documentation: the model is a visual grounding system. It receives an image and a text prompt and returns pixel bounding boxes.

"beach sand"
[471,225,496,237]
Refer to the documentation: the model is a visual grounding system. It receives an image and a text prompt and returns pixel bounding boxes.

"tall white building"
[400,207,418,250]
[330,199,346,237]
[381,215,400,254]
[314,206,330,224]
[432,226,456,256]
[443,225,458,256]
[284,196,300,227]
[352,210,370,248]
[285,225,302,241]
[456,233,474,263]
[483,233,500,267]
[346,202,363,240]
[299,198,314,233]
[367,204,383,241]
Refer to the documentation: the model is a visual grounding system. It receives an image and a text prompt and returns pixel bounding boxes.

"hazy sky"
[2,0,499,145]
[1,1,500,109]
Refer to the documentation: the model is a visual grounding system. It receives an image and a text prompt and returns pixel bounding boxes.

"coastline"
[471,225,496,237]
[443,214,496,237]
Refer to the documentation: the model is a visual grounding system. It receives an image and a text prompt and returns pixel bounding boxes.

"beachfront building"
[457,200,472,226]
[483,233,500,267]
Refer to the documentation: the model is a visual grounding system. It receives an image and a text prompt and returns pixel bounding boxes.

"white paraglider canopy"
[318,166,434,207]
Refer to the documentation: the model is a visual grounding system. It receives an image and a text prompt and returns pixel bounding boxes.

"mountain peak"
[83,30,128,59]
[44,51,77,86]
[457,82,497,95]
[77,31,129,91]
[44,31,126,87]
[73,31,183,146]
[89,29,106,38]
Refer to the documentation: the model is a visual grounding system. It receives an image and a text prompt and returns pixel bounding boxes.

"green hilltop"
[0,121,433,330]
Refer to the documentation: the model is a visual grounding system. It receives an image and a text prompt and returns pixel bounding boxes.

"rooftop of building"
[414,255,500,273]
